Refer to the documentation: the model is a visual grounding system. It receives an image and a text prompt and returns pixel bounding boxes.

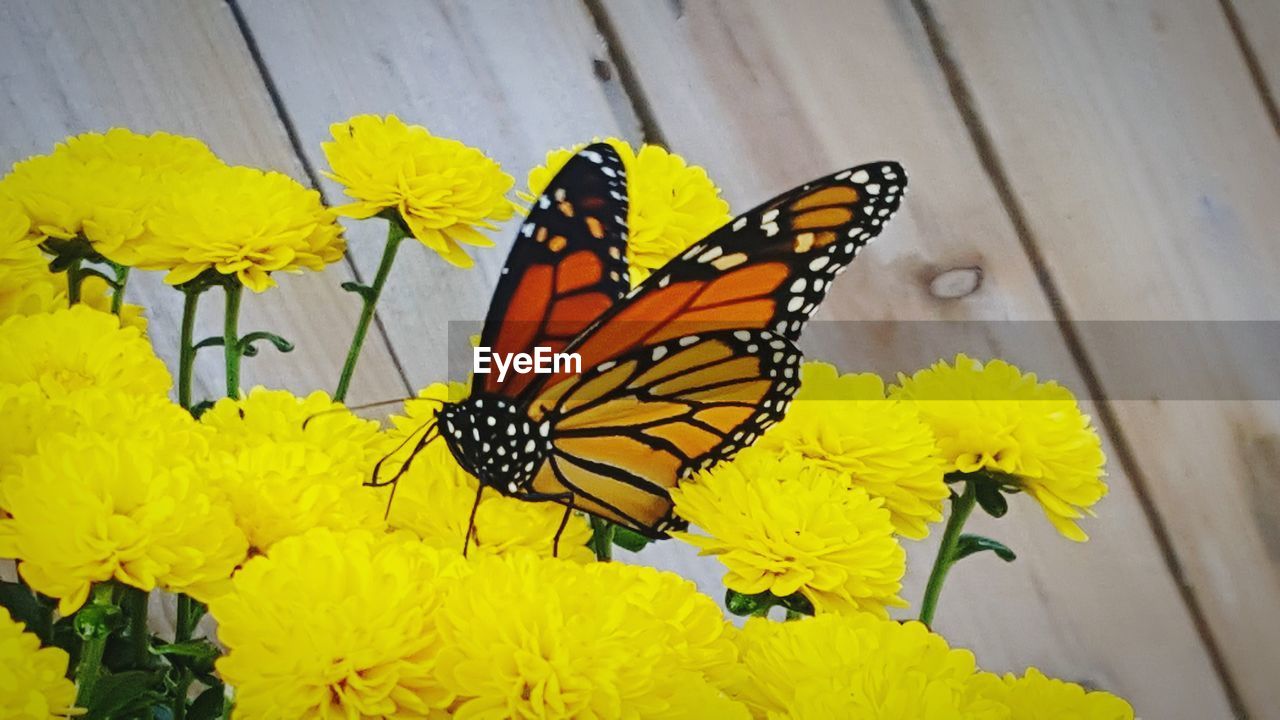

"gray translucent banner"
[445,321,1280,401]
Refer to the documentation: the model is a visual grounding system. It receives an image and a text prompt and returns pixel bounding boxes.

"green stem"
[178,287,204,411]
[110,263,130,314]
[589,517,615,562]
[918,482,978,626]
[124,587,149,667]
[173,594,196,720]
[66,256,83,305]
[176,594,195,643]
[334,221,406,402]
[223,281,243,398]
[73,584,117,709]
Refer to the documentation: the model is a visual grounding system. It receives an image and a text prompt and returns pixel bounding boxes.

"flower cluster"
[0,123,1134,720]
[212,529,745,719]
[1,127,345,294]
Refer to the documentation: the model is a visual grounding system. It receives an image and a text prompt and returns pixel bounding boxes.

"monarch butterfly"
[372,143,907,553]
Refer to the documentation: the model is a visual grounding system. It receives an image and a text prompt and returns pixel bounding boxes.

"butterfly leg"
[463,483,484,558]
[551,503,573,558]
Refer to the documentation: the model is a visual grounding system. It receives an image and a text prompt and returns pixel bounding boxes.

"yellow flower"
[383,383,592,561]
[525,138,731,284]
[0,430,246,615]
[0,128,222,264]
[435,553,735,719]
[322,114,515,268]
[969,667,1134,719]
[756,362,948,539]
[0,305,170,400]
[890,354,1108,541]
[732,613,1006,720]
[142,165,345,292]
[0,607,80,719]
[0,197,147,327]
[0,387,203,480]
[672,448,906,617]
[199,388,387,552]
[212,528,462,719]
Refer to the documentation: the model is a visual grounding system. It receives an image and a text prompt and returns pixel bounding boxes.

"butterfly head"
[438,396,552,495]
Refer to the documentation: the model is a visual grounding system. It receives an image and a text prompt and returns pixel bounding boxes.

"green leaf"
[84,670,165,719]
[192,336,226,351]
[953,533,1017,563]
[239,331,295,355]
[188,685,225,720]
[973,479,1009,518]
[725,590,774,617]
[341,281,375,302]
[611,526,651,552]
[153,640,220,674]
[0,580,55,642]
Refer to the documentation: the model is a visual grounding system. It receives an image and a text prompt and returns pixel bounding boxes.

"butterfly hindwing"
[546,162,906,386]
[475,143,630,400]
[523,328,802,536]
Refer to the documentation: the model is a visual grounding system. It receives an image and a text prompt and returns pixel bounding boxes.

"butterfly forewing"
[543,161,906,388]
[475,143,630,400]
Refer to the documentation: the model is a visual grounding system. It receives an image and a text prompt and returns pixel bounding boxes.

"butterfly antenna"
[463,484,484,558]
[302,396,446,430]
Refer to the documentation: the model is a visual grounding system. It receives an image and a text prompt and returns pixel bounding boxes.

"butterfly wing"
[521,328,801,536]
[474,144,630,400]
[542,162,906,393]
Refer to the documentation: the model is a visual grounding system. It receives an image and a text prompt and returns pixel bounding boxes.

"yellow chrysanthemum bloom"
[756,362,948,539]
[733,613,1006,720]
[525,138,731,284]
[435,553,735,718]
[0,128,222,264]
[969,667,1134,719]
[0,608,80,719]
[0,197,147,326]
[213,528,462,719]
[672,448,906,617]
[0,432,247,615]
[0,388,204,480]
[383,383,593,561]
[890,354,1108,541]
[322,114,515,268]
[199,388,387,552]
[0,305,169,400]
[141,165,345,292]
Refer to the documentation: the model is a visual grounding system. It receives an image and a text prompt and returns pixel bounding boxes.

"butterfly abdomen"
[439,397,552,494]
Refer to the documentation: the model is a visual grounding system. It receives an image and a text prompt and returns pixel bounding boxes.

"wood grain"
[929,0,1280,715]
[599,0,1237,716]
[0,0,407,406]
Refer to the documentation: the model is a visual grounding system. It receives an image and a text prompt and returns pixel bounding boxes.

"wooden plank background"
[2,1,1276,717]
